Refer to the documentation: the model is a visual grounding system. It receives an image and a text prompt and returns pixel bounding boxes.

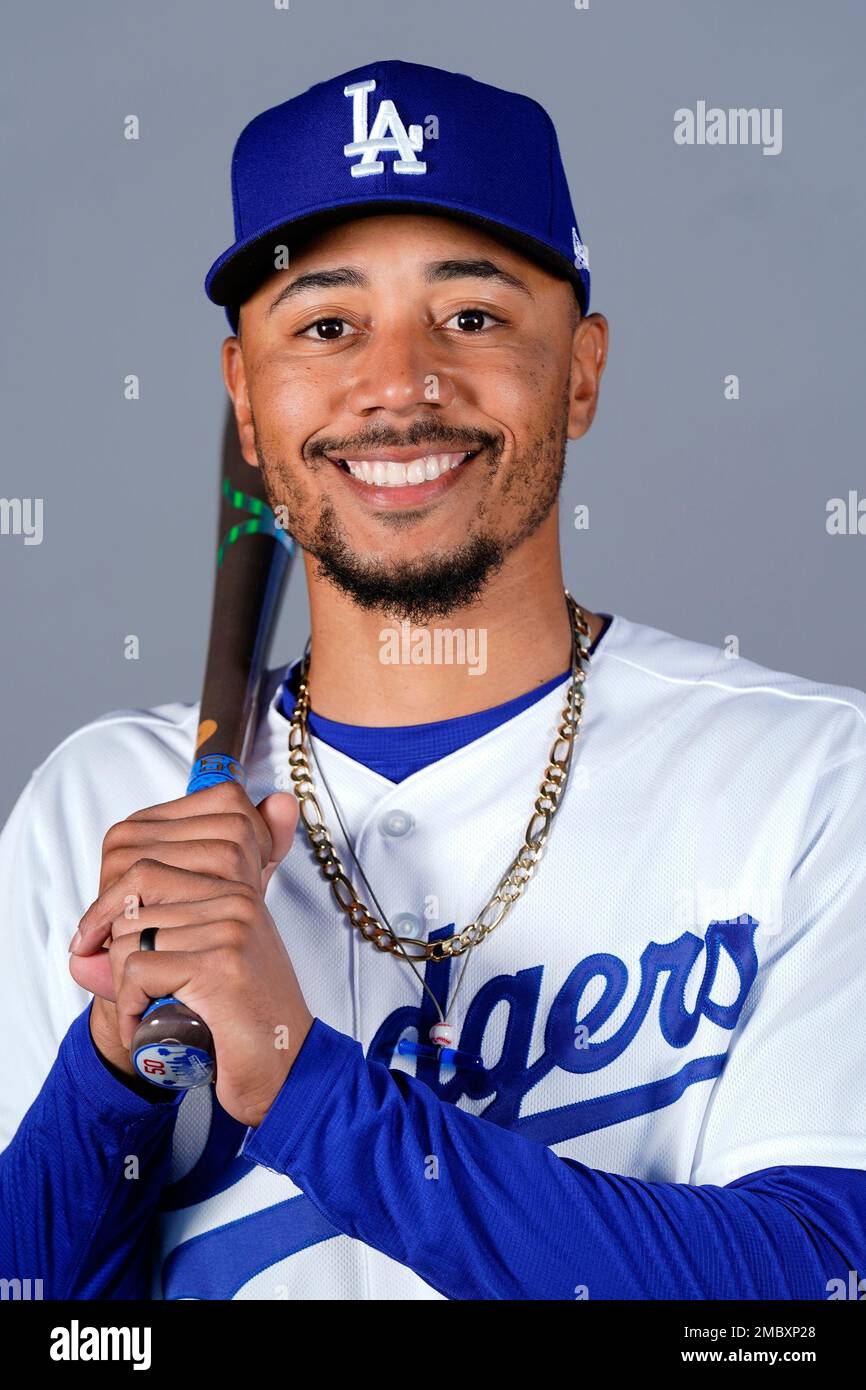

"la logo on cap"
[343,79,427,177]
[572,226,589,271]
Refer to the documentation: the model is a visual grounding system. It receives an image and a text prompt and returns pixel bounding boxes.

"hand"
[68,781,313,1128]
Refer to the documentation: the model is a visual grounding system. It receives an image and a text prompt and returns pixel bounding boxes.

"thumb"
[256,791,300,890]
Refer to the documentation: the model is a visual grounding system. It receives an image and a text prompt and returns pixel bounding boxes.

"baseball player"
[2,60,865,1302]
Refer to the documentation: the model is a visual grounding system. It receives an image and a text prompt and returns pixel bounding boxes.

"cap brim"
[206,199,588,331]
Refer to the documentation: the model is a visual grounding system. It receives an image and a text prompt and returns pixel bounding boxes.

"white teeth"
[343,452,471,486]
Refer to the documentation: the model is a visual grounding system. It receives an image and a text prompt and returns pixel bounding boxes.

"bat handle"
[129,754,247,1089]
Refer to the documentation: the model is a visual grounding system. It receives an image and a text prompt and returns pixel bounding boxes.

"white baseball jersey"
[1,611,865,1299]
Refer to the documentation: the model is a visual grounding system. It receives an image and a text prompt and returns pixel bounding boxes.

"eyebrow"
[266,256,532,316]
[423,258,532,296]
[267,267,368,315]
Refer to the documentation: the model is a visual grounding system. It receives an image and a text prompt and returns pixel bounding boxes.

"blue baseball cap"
[205,59,590,333]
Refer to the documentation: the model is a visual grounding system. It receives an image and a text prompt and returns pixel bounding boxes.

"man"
[1,60,865,1301]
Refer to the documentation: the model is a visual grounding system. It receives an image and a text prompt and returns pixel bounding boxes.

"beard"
[252,405,569,626]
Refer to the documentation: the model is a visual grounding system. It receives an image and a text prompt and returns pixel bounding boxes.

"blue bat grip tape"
[187,754,247,794]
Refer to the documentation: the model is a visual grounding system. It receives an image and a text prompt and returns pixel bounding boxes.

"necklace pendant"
[396,1039,484,1073]
[438,1045,484,1072]
[429,1021,453,1048]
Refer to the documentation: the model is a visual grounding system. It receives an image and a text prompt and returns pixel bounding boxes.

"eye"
[298,317,359,341]
[443,308,502,333]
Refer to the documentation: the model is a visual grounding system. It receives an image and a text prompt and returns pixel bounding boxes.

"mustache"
[307,422,504,459]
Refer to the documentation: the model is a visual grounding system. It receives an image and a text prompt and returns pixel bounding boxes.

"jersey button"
[378,809,414,839]
[392,912,424,940]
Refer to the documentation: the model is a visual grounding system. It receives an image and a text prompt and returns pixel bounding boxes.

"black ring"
[139,927,159,952]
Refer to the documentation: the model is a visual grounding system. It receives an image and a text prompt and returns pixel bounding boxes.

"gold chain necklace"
[286,590,593,972]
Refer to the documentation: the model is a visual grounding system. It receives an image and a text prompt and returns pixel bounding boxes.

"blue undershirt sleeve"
[0,1002,182,1299]
[241,1018,865,1300]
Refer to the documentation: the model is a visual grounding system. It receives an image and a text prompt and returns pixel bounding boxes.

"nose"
[345,321,456,416]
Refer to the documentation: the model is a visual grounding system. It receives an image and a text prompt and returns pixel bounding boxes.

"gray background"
[1,0,864,825]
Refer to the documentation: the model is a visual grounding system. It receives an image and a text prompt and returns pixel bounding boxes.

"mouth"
[328,449,478,486]
[325,448,481,508]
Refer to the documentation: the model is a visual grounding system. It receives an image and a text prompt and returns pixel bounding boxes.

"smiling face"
[223,212,607,624]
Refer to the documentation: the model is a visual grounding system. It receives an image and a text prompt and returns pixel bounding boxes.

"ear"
[222,330,259,470]
[566,313,609,441]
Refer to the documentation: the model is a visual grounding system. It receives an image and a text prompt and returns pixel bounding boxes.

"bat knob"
[131,997,216,1090]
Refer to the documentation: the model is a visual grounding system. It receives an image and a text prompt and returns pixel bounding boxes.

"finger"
[114,949,200,1050]
[99,835,261,901]
[72,890,259,950]
[123,782,272,860]
[115,934,245,1050]
[70,909,252,1002]
[102,810,264,880]
[78,862,235,946]
[68,940,115,1002]
[111,916,247,983]
[124,779,254,822]
[257,793,299,890]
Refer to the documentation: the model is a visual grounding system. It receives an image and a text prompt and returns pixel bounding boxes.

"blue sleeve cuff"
[64,1002,184,1119]
[240,1018,358,1167]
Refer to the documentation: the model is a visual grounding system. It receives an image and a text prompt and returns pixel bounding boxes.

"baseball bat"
[129,411,294,1090]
